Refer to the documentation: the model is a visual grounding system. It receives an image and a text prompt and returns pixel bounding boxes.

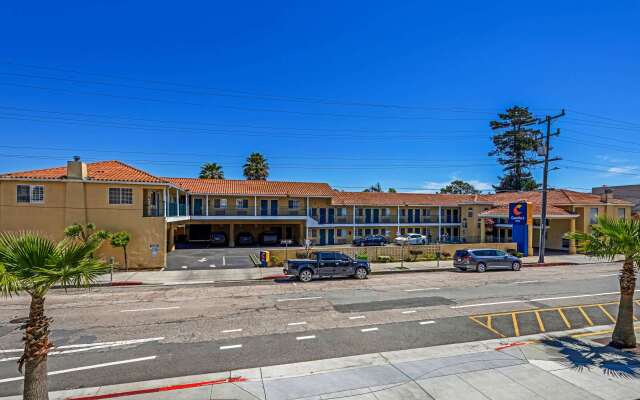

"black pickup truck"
[284,251,370,282]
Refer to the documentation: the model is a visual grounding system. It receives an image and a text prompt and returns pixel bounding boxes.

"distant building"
[592,185,640,216]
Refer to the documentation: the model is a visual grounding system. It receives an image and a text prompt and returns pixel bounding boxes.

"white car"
[394,233,427,245]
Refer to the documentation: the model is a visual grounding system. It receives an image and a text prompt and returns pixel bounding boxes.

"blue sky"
[1,1,639,192]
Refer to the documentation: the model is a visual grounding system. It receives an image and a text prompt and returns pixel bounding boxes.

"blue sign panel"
[508,202,527,225]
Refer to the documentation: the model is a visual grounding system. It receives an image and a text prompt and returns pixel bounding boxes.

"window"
[214,198,228,209]
[17,185,45,203]
[401,209,406,216]
[618,208,626,219]
[236,198,248,209]
[108,188,133,205]
[589,208,599,224]
[495,250,506,256]
[336,207,347,216]
[357,208,364,216]
[288,199,300,209]
[336,229,344,237]
[356,228,363,236]
[467,208,473,218]
[310,229,317,237]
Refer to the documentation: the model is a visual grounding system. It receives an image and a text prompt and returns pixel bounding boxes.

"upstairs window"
[214,198,228,209]
[17,185,44,203]
[288,199,300,209]
[589,208,599,224]
[336,207,348,216]
[618,208,626,219]
[108,188,133,204]
[236,198,249,209]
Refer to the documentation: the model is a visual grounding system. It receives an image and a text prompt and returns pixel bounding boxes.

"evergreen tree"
[440,180,480,194]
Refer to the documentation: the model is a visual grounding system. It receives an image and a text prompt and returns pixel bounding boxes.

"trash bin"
[259,250,271,268]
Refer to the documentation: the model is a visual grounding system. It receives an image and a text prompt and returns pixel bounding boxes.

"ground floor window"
[336,229,344,237]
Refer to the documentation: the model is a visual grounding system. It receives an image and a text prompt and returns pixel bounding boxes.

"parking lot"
[166,247,260,270]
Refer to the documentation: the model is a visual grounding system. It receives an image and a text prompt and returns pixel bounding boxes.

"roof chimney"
[600,185,613,203]
[67,156,88,180]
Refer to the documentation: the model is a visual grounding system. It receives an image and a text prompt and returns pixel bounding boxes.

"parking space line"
[557,308,571,329]
[511,313,520,336]
[578,306,594,326]
[468,315,505,338]
[534,311,545,332]
[598,304,616,323]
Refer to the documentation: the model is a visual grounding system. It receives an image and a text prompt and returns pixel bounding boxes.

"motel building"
[0,158,633,269]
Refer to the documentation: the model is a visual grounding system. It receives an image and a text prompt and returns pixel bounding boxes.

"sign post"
[509,202,532,256]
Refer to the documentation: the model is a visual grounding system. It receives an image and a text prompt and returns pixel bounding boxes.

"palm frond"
[567,216,640,262]
[0,262,23,297]
[0,232,56,280]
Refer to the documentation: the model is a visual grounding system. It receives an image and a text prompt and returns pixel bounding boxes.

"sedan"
[394,233,427,245]
[454,249,522,272]
[352,235,387,247]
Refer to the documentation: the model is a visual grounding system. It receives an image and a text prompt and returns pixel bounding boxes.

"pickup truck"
[283,251,370,282]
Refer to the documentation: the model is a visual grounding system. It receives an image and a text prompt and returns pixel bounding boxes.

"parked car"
[453,249,522,272]
[284,251,370,282]
[352,235,387,247]
[260,231,279,245]
[394,233,427,245]
[236,232,255,246]
[209,231,227,247]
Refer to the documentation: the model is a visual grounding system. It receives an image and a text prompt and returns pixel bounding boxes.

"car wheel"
[299,269,313,283]
[354,267,368,280]
[476,263,487,273]
[512,261,521,271]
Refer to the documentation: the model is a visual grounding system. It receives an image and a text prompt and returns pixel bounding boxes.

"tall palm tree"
[243,152,269,180]
[567,216,640,348]
[0,232,109,400]
[199,163,224,179]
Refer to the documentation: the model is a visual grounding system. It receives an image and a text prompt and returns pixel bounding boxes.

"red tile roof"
[163,177,335,197]
[0,161,164,183]
[331,191,478,206]
[479,204,576,218]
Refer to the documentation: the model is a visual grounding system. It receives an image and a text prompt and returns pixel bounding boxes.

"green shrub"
[356,252,368,260]
[377,255,391,263]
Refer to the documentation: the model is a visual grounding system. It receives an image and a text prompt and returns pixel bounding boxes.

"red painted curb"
[109,281,144,286]
[495,341,529,351]
[261,274,289,280]
[66,376,247,399]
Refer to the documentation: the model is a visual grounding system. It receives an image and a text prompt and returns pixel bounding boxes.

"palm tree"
[243,153,269,180]
[199,163,224,179]
[567,216,639,348]
[0,232,109,400]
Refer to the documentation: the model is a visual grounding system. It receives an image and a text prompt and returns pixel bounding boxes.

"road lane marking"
[221,329,242,333]
[121,306,180,313]
[349,315,366,320]
[419,320,436,325]
[514,280,540,284]
[361,327,379,332]
[0,337,164,355]
[287,321,307,326]
[209,264,216,268]
[222,256,226,266]
[0,356,157,384]
[276,296,323,302]
[296,335,316,340]
[197,258,207,263]
[405,288,440,292]
[531,292,620,302]
[599,273,618,277]
[181,266,188,269]
[219,344,242,350]
[401,310,417,314]
[451,300,525,309]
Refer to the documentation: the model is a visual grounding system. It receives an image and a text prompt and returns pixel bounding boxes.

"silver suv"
[453,249,522,272]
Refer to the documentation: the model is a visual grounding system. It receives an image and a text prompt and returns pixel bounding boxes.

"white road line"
[0,337,164,354]
[451,300,525,309]
[209,264,217,268]
[531,292,620,302]
[276,296,323,302]
[181,265,188,269]
[514,280,540,284]
[296,335,316,340]
[599,273,618,277]
[419,320,436,325]
[287,321,307,326]
[401,310,417,314]
[349,315,366,320]
[220,344,242,350]
[197,258,207,263]
[361,327,379,332]
[222,256,226,266]
[405,288,440,292]
[120,306,180,313]
[221,329,243,333]
[0,356,157,384]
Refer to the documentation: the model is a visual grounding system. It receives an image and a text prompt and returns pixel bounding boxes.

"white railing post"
[205,194,209,216]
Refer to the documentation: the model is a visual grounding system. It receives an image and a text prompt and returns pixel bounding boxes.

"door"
[328,208,335,224]
[260,200,269,216]
[373,209,380,223]
[319,229,326,245]
[415,209,421,223]
[493,250,511,267]
[285,226,293,241]
[319,208,327,224]
[318,253,336,276]
[271,200,278,216]
[408,209,414,223]
[335,253,355,275]
[365,209,372,223]
[193,198,203,216]
[328,229,335,245]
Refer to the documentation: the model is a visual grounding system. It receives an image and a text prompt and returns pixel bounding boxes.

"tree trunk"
[123,246,128,270]
[610,260,637,349]
[21,295,50,400]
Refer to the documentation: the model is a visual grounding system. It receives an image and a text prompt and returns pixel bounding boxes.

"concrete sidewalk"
[12,327,640,400]
[100,254,617,286]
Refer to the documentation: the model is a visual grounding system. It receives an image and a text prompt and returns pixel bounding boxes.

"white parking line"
[221,329,242,333]
[220,344,242,350]
[401,310,417,314]
[419,320,436,325]
[361,327,379,332]
[296,335,316,340]
[405,288,440,292]
[349,315,366,320]
[120,306,180,313]
[276,296,323,302]
[0,356,157,384]
[287,321,307,326]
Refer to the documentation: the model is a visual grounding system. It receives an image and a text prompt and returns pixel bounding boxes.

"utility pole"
[537,110,565,263]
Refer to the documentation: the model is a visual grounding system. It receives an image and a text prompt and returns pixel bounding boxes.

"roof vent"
[67,156,88,180]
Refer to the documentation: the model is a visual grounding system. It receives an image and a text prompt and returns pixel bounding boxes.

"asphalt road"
[0,262,634,396]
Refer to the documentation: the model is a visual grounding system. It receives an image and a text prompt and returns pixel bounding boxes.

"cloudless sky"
[1,1,639,192]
